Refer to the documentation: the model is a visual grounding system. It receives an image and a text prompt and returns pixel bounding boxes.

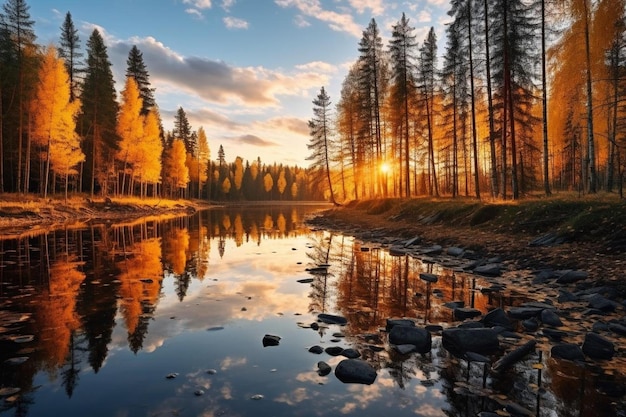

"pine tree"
[173,106,194,155]
[58,11,82,102]
[307,87,336,204]
[126,45,155,115]
[79,29,119,196]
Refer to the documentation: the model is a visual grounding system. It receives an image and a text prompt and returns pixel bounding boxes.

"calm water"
[0,205,624,417]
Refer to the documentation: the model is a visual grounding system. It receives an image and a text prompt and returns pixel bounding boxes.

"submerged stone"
[262,334,281,347]
[335,359,377,384]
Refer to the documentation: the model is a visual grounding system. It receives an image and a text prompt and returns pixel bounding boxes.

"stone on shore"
[551,344,585,361]
[582,332,615,360]
[541,309,563,327]
[317,361,332,376]
[454,307,482,321]
[473,263,502,276]
[334,359,377,384]
[388,326,432,354]
[442,328,500,356]
[483,308,513,330]
[491,340,536,373]
[556,270,588,284]
[385,318,415,332]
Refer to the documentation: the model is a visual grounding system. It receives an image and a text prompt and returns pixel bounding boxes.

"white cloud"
[221,0,236,11]
[295,61,337,74]
[183,0,212,8]
[223,16,249,29]
[185,8,204,19]
[275,0,363,38]
[294,14,310,28]
[348,0,385,15]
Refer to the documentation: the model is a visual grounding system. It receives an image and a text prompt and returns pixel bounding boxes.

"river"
[0,205,624,416]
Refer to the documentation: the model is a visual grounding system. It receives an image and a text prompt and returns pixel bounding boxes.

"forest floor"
[308,193,626,297]
[0,194,209,240]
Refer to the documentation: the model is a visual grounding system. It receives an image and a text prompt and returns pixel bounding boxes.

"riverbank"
[308,194,626,296]
[0,194,207,240]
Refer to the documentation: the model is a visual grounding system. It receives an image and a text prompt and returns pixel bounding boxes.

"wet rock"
[395,344,417,355]
[262,334,281,347]
[194,389,205,396]
[529,233,565,247]
[505,402,534,417]
[609,323,626,336]
[474,263,502,277]
[420,245,442,255]
[442,328,500,356]
[444,301,465,309]
[508,307,543,320]
[477,413,500,417]
[318,313,347,325]
[403,236,421,247]
[317,361,331,376]
[341,348,361,359]
[419,273,438,283]
[447,247,465,257]
[531,269,557,284]
[335,359,377,384]
[492,340,536,373]
[541,309,563,327]
[542,328,567,342]
[385,318,415,332]
[388,326,432,354]
[425,324,444,333]
[310,322,319,331]
[458,321,485,329]
[582,332,615,360]
[522,318,540,332]
[297,278,314,284]
[556,270,588,284]
[454,308,482,321]
[308,345,323,354]
[551,344,585,361]
[465,351,491,363]
[325,346,344,356]
[592,321,610,332]
[165,373,179,379]
[588,294,618,312]
[389,246,408,256]
[557,290,578,303]
[483,308,513,329]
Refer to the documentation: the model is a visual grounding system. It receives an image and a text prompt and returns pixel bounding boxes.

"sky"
[29,0,451,167]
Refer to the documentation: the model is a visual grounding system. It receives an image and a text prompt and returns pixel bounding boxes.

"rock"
[454,308,482,321]
[425,324,444,333]
[317,361,332,376]
[419,273,438,283]
[262,334,281,347]
[444,301,465,309]
[325,346,344,356]
[420,245,442,255]
[385,318,415,332]
[541,309,563,327]
[557,290,578,303]
[508,307,543,320]
[442,328,500,356]
[403,236,421,247]
[388,326,432,354]
[474,263,502,276]
[483,308,513,329]
[341,348,361,359]
[318,313,347,325]
[522,318,540,332]
[395,344,417,355]
[551,344,585,361]
[308,345,323,354]
[609,323,626,336]
[334,359,377,384]
[465,351,491,363]
[447,247,465,257]
[542,328,567,342]
[165,373,179,379]
[556,270,588,284]
[505,402,534,417]
[458,321,485,329]
[310,322,319,331]
[592,321,610,332]
[588,294,618,312]
[582,332,615,360]
[492,340,537,373]
[194,389,205,396]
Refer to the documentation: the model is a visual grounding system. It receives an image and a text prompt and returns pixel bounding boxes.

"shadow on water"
[0,205,624,416]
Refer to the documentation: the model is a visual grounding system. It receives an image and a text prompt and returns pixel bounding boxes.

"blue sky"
[29,0,450,166]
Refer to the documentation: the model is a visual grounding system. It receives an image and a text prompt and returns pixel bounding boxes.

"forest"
[307,0,626,202]
[0,0,322,202]
[1,0,625,204]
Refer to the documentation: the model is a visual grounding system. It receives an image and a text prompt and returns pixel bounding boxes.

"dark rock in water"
[609,323,626,336]
[425,324,444,333]
[592,321,609,332]
[474,263,502,276]
[522,318,540,332]
[582,332,615,360]
[492,340,537,373]
[419,273,438,283]
[542,328,567,342]
[389,326,432,354]
[308,345,324,354]
[588,294,618,312]
[556,270,588,284]
[447,247,465,257]
[596,378,626,397]
[508,307,543,320]
[317,361,332,376]
[385,318,415,332]
[297,278,314,284]
[444,301,465,309]
[465,351,491,363]
[454,308,482,321]
[541,309,563,327]
[395,344,417,355]
[483,308,513,329]
[325,346,344,356]
[262,334,281,347]
[318,313,348,325]
[458,321,485,329]
[551,344,585,361]
[310,322,319,331]
[389,246,409,256]
[557,290,578,303]
[522,301,555,309]
[442,328,500,356]
[505,402,535,417]
[341,348,361,359]
[335,359,377,384]
[420,245,442,255]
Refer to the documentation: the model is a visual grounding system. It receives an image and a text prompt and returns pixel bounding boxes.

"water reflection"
[0,205,624,417]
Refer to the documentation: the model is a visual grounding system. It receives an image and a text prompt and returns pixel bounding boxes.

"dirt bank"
[308,196,626,296]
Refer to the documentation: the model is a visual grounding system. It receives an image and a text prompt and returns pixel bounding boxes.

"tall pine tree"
[126,45,155,115]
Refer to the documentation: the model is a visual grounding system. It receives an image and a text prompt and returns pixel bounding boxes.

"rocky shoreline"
[305,205,626,413]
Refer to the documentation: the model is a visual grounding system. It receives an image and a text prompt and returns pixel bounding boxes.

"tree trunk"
[541,0,551,196]
[484,0,499,198]
[583,0,597,193]
[468,2,480,199]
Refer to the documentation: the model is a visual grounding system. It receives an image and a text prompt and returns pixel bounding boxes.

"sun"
[380,162,390,174]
